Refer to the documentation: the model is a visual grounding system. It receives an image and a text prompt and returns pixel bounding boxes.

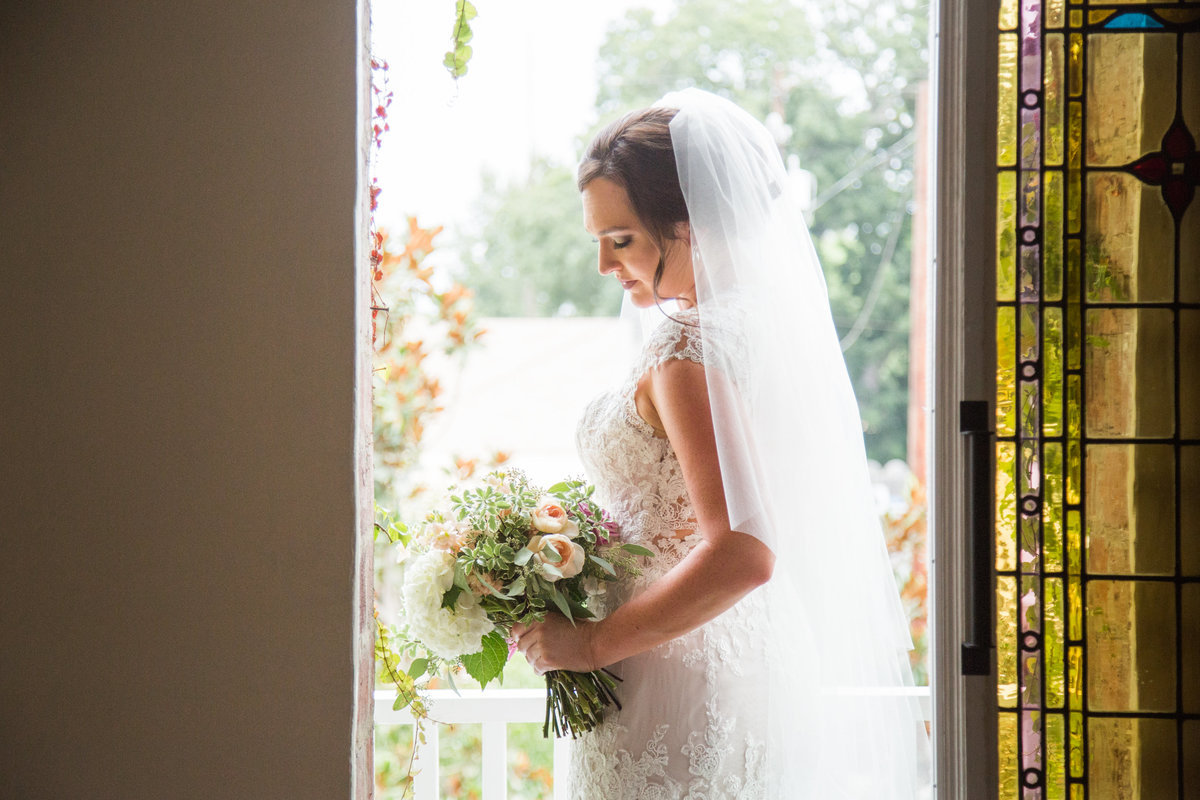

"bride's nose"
[597,243,619,276]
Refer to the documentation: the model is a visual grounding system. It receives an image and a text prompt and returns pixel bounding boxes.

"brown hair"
[577,107,690,303]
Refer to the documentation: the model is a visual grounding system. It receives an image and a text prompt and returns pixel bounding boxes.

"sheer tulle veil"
[623,88,928,797]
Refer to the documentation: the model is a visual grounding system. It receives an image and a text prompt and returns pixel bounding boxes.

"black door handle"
[960,400,993,676]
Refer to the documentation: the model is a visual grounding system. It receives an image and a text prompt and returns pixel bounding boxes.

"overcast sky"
[370,1,671,234]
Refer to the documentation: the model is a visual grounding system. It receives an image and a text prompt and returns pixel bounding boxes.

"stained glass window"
[994,2,1200,797]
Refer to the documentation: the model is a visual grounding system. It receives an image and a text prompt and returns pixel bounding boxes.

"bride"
[512,89,926,798]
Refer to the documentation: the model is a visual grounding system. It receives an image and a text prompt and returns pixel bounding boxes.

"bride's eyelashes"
[590,236,633,250]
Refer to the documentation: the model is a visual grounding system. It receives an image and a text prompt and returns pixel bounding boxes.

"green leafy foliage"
[444,0,478,79]
[459,161,624,317]
[461,629,510,688]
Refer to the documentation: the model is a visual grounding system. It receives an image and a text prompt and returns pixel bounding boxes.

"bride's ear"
[674,221,691,244]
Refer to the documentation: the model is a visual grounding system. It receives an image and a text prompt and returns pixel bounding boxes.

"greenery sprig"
[444,1,477,80]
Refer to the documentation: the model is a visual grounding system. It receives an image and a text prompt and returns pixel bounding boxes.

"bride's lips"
[620,279,637,290]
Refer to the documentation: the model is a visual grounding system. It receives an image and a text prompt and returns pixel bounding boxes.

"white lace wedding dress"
[571,307,775,799]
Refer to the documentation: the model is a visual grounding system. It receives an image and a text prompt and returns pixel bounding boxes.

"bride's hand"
[511,614,598,675]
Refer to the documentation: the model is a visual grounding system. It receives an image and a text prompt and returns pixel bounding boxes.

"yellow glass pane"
[1090,718,1178,800]
[997,306,1017,434]
[1045,36,1065,166]
[1186,722,1200,800]
[999,711,1020,797]
[1067,169,1080,236]
[1068,34,1083,98]
[1159,9,1200,24]
[1067,510,1081,576]
[1066,374,1081,439]
[1185,585,1200,714]
[1067,101,1081,169]
[1069,709,1083,778]
[1086,444,1175,576]
[1088,580,1176,712]
[998,575,1019,707]
[1047,712,1067,800]
[1182,311,1200,439]
[1066,436,1080,506]
[1044,308,1064,436]
[998,171,1017,301]
[1085,173,1175,303]
[999,34,1019,166]
[1068,574,1082,641]
[1068,646,1083,710]
[1066,241,1081,367]
[1087,34,1178,167]
[1068,10,1082,29]
[1070,783,1083,800]
[1184,448,1200,576]
[1044,441,1064,569]
[1045,173,1063,299]
[1184,36,1198,302]
[1085,309,1175,438]
[998,441,1018,571]
[1088,10,1116,24]
[1000,0,1018,30]
[1046,0,1064,29]
[1185,194,1200,304]
[1046,577,1065,707]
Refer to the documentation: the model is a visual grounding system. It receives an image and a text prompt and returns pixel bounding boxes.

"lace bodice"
[575,307,705,574]
[571,308,772,799]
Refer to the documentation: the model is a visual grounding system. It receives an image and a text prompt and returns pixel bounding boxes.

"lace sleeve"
[636,309,705,376]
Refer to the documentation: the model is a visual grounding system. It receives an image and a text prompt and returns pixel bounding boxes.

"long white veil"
[655,87,928,797]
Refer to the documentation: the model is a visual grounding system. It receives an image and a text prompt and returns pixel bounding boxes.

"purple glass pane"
[1022,0,1044,93]
[1022,108,1043,168]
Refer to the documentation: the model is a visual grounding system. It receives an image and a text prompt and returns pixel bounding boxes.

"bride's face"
[582,177,694,309]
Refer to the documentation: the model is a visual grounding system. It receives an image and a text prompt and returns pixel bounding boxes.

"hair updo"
[577,107,690,303]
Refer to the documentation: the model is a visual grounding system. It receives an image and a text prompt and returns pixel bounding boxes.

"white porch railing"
[375,687,932,800]
[375,688,571,800]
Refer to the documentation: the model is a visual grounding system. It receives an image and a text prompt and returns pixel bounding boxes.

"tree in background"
[458,0,927,462]
[460,161,623,317]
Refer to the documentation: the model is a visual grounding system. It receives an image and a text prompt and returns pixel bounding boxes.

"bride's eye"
[613,238,632,250]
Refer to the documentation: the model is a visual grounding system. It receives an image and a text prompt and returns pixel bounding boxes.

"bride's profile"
[512,88,926,798]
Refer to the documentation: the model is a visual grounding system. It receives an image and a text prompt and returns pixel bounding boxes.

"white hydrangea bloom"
[402,549,493,660]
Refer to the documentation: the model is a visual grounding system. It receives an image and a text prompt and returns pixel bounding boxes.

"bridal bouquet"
[376,470,650,738]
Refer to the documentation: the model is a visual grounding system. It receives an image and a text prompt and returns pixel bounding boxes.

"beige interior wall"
[0,2,368,798]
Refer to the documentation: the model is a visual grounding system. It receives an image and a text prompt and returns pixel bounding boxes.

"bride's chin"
[626,291,656,309]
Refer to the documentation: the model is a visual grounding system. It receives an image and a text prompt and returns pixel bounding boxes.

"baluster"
[412,723,439,800]
[481,721,507,799]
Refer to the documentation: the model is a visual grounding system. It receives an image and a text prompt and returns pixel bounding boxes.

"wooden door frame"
[931,0,1000,796]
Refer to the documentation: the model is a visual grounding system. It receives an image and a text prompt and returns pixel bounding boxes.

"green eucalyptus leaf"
[621,543,654,557]
[505,576,526,597]
[546,481,569,494]
[514,547,534,566]
[453,563,470,591]
[407,657,428,679]
[549,587,574,622]
[589,554,616,576]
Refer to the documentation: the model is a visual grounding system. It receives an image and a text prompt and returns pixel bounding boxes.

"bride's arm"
[514,355,775,673]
